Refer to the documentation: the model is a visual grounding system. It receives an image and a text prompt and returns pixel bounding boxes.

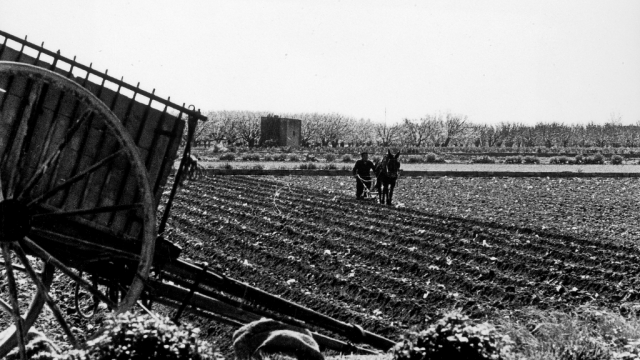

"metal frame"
[0,30,206,122]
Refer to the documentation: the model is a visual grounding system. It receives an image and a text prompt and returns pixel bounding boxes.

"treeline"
[195,110,640,148]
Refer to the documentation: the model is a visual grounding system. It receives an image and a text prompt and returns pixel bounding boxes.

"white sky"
[2,0,639,125]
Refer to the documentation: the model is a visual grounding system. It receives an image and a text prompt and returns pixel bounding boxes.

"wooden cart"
[0,31,395,359]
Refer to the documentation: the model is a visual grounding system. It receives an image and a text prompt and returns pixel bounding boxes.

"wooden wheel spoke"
[11,243,79,348]
[0,260,26,273]
[0,298,12,316]
[0,169,5,201]
[32,203,142,219]
[20,236,119,309]
[16,109,95,202]
[27,228,141,261]
[0,244,27,359]
[26,149,125,208]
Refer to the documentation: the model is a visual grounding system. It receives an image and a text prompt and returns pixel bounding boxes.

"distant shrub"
[222,163,233,170]
[262,139,277,147]
[299,163,318,170]
[219,153,235,161]
[305,154,318,162]
[407,156,423,164]
[241,154,260,161]
[325,154,336,162]
[504,156,522,164]
[272,154,287,161]
[392,312,512,360]
[611,154,624,165]
[584,153,605,164]
[471,156,495,164]
[322,163,338,170]
[342,154,353,163]
[263,155,273,161]
[425,153,438,163]
[523,156,540,164]
[575,154,584,164]
[288,154,300,162]
[251,164,264,170]
[550,156,570,164]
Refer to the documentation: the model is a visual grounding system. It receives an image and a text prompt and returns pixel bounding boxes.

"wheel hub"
[0,199,30,242]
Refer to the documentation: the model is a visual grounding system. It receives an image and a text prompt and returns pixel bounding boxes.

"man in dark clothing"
[352,152,376,199]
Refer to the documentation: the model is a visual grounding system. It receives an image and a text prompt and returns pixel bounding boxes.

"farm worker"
[352,151,375,200]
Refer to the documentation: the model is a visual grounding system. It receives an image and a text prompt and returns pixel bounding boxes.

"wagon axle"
[0,199,30,243]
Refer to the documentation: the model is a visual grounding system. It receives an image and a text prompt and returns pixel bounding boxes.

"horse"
[374,149,401,205]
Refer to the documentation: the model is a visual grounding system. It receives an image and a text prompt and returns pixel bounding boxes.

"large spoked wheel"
[0,62,156,358]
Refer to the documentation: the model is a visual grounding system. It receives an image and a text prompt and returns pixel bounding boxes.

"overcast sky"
[2,0,639,125]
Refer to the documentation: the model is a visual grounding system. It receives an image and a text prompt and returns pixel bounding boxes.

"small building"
[259,115,302,147]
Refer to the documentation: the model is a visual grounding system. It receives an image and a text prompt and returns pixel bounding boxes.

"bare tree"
[442,113,468,147]
[474,124,505,147]
[345,118,375,146]
[318,113,352,147]
[293,112,323,147]
[234,111,262,147]
[374,122,401,146]
[401,115,443,147]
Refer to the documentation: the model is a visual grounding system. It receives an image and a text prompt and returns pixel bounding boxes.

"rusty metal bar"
[0,30,206,121]
[49,51,61,71]
[17,35,26,61]
[0,36,8,59]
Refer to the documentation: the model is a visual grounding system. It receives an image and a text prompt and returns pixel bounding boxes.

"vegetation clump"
[583,153,605,164]
[43,313,221,360]
[342,154,353,163]
[324,154,336,162]
[241,154,260,161]
[218,153,235,161]
[471,156,496,164]
[392,312,513,360]
[504,156,522,164]
[610,154,624,165]
[298,163,318,170]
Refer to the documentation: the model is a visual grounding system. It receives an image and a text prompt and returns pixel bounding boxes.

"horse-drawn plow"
[0,30,394,359]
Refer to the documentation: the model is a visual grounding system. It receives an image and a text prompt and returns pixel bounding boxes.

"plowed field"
[162,175,640,344]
